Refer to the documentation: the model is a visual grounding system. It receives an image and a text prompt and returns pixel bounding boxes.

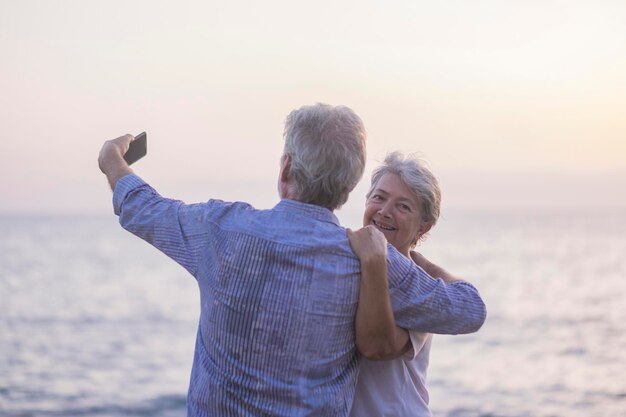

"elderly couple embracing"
[98,103,486,417]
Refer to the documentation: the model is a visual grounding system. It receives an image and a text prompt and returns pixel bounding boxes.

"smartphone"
[124,132,147,165]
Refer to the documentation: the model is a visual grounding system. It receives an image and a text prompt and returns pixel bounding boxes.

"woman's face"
[363,173,431,256]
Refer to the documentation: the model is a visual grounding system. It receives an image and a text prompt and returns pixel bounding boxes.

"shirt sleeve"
[113,174,207,276]
[386,245,487,335]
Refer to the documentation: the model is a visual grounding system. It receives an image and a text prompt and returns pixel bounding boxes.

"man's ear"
[280,154,291,183]
[278,154,293,199]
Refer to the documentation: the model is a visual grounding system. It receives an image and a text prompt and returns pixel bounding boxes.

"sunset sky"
[1,0,625,222]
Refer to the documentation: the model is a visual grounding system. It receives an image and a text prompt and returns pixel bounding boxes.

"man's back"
[190,199,362,416]
[115,176,362,416]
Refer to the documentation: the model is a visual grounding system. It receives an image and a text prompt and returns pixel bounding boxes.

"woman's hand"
[410,250,463,283]
[347,225,388,264]
[409,250,428,268]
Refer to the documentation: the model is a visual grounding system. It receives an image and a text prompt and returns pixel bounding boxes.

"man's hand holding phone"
[98,132,147,191]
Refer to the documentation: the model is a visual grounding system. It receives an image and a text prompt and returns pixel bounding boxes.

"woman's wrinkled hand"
[347,225,388,262]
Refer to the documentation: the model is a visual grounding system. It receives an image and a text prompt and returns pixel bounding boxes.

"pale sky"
[1,0,625,220]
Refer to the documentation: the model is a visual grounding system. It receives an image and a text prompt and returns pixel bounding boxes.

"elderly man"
[98,103,486,417]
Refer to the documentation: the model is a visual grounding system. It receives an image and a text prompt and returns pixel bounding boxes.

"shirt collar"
[274,199,341,227]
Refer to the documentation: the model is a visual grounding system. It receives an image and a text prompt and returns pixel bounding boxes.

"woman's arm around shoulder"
[348,226,411,360]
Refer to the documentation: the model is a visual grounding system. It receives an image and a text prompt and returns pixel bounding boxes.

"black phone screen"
[124,132,147,165]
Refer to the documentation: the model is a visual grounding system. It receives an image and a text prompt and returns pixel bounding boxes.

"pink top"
[350,332,433,417]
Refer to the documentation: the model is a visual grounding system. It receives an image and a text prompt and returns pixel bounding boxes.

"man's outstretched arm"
[98,133,202,276]
[98,134,135,191]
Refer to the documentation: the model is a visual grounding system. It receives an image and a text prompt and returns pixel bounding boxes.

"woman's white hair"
[283,103,367,210]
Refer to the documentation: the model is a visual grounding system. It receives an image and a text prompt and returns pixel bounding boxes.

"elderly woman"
[348,152,465,417]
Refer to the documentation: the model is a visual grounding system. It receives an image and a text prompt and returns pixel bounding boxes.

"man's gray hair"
[283,103,367,210]
[367,151,441,225]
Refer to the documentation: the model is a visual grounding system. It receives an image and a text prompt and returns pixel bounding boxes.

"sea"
[1,208,625,417]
